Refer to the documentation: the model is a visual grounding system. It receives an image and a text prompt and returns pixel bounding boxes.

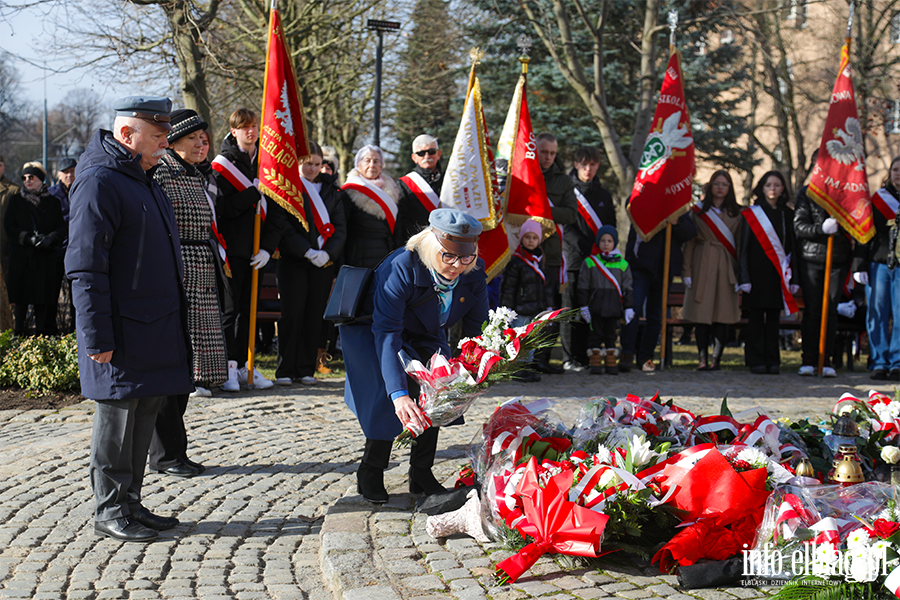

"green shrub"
[0,332,80,392]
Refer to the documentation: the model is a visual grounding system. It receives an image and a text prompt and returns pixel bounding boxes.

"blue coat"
[65,130,193,400]
[341,248,489,440]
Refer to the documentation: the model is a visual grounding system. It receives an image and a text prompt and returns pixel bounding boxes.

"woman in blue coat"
[341,208,489,504]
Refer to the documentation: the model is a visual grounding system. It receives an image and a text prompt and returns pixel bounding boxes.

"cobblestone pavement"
[0,368,893,600]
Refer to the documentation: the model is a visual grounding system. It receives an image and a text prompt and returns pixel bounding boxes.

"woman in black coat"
[273,141,347,386]
[5,162,65,335]
[739,170,797,374]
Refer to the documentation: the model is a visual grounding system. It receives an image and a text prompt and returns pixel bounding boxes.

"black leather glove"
[33,234,49,249]
[19,232,39,247]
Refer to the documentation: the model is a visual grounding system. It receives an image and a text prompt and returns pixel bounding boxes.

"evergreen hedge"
[0,332,80,393]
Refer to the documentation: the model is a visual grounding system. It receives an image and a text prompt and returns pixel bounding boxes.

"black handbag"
[323,265,374,326]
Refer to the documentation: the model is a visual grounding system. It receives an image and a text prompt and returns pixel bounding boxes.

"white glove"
[790,284,800,295]
[624,308,635,324]
[854,271,869,286]
[250,249,271,270]
[683,277,692,289]
[253,178,260,189]
[837,301,857,318]
[739,283,752,293]
[822,217,839,235]
[733,283,740,293]
[310,250,330,268]
[579,306,591,323]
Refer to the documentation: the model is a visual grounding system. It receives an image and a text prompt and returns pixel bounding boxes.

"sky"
[1,3,159,120]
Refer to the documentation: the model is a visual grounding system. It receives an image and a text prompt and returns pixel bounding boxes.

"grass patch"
[252,351,346,382]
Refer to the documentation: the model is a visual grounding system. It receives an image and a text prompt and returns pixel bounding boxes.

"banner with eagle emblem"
[626,49,695,241]
[806,42,873,244]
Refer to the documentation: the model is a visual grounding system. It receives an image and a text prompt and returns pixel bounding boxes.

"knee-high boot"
[408,427,445,495]
[357,438,392,504]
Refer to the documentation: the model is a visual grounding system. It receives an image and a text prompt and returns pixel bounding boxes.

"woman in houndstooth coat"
[149,109,228,477]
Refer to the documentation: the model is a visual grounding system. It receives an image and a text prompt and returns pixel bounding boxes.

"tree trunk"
[165,1,212,123]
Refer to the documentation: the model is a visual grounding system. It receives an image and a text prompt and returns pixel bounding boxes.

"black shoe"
[181,455,206,474]
[357,463,388,504]
[154,461,199,478]
[767,365,780,374]
[512,370,540,382]
[95,517,158,542]
[534,361,563,374]
[872,369,889,381]
[750,365,767,374]
[409,467,446,495]
[589,365,604,375]
[131,506,179,531]
[891,369,900,382]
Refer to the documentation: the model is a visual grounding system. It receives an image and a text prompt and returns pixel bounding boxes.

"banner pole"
[817,235,834,376]
[247,205,262,385]
[659,222,672,370]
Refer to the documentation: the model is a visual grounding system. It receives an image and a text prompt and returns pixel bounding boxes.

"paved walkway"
[0,369,891,600]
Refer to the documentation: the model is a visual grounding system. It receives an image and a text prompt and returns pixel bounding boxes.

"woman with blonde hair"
[340,209,488,504]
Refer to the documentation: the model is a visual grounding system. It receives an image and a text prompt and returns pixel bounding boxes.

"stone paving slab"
[0,369,892,599]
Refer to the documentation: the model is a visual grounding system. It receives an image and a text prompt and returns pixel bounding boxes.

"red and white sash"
[872,188,899,221]
[200,186,231,276]
[584,253,623,299]
[574,187,603,236]
[400,172,441,212]
[692,202,736,259]
[211,155,266,220]
[300,177,334,250]
[342,175,398,233]
[513,247,545,282]
[742,205,799,315]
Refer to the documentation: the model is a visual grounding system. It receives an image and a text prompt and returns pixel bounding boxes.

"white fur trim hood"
[345,168,400,220]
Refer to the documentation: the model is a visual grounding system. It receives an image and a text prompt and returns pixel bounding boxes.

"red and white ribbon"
[342,175,398,233]
[300,177,333,249]
[574,187,603,236]
[872,187,899,221]
[400,172,441,212]
[692,202,736,260]
[201,186,230,272]
[211,155,266,220]
[742,205,799,315]
[885,565,900,598]
[584,254,622,299]
[513,247,545,282]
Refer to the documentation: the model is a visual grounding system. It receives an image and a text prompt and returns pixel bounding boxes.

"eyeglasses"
[440,250,476,265]
[414,148,437,157]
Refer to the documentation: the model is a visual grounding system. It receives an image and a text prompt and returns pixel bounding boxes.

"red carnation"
[642,422,661,436]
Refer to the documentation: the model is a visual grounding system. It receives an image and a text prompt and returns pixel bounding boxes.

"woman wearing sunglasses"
[340,208,488,504]
[5,161,66,335]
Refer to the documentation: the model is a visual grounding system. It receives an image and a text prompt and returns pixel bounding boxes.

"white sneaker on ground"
[798,365,816,376]
[822,366,837,378]
[239,363,274,389]
[299,376,317,386]
[190,386,212,398]
[220,360,240,392]
[562,361,586,373]
[275,377,292,386]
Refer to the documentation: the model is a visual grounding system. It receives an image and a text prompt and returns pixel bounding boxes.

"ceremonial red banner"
[258,7,311,231]
[627,50,695,241]
[504,81,554,232]
[806,43,874,244]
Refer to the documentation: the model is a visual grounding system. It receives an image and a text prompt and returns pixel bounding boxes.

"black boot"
[357,438,391,504]
[408,427,445,495]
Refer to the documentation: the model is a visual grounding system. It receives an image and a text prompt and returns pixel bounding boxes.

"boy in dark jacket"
[500,219,547,382]
[578,225,634,374]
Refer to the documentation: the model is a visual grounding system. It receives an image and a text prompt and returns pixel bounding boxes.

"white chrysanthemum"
[736,447,768,469]
[593,446,613,465]
[848,552,881,583]
[847,528,872,550]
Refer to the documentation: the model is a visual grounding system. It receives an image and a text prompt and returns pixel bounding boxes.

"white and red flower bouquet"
[394,308,574,446]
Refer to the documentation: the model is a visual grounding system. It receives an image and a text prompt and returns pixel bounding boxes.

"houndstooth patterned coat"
[154,151,228,386]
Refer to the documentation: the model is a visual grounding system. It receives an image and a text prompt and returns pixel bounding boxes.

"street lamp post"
[366,18,400,147]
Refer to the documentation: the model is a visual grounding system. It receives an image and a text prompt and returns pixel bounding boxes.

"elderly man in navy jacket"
[66,96,193,543]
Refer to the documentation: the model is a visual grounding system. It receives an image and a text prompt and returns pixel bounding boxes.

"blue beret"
[596,224,618,246]
[429,208,483,255]
[113,96,173,131]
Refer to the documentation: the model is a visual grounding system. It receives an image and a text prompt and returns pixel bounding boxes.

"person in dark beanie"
[578,224,634,374]
[49,157,77,333]
[5,161,66,335]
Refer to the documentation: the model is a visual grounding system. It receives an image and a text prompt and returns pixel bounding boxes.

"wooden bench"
[257,272,281,324]
[652,281,864,369]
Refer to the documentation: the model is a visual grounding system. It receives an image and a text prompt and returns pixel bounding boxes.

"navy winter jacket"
[66,130,193,400]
